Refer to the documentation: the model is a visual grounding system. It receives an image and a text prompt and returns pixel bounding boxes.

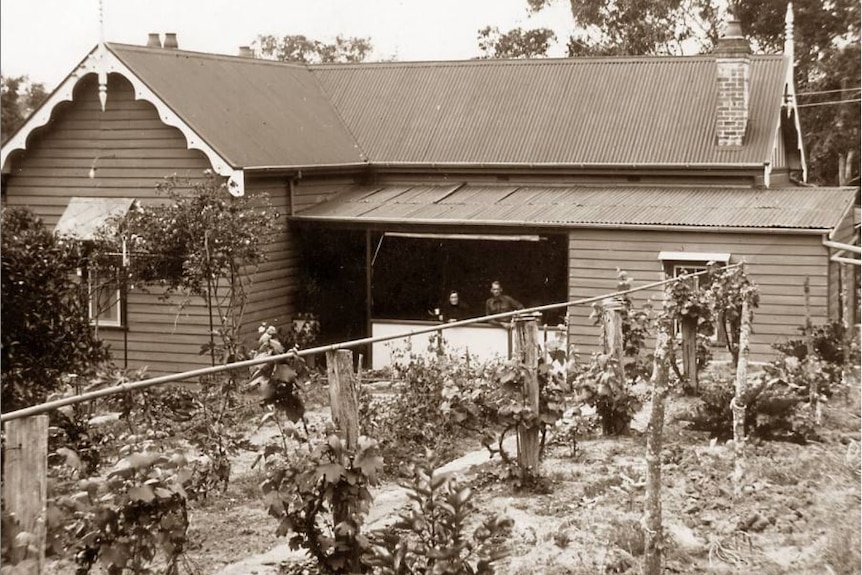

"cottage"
[2,13,858,374]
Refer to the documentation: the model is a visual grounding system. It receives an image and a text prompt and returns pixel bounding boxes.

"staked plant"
[250,323,383,574]
[707,264,760,368]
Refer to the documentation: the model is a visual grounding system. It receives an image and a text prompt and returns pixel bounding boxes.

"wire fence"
[0,263,742,422]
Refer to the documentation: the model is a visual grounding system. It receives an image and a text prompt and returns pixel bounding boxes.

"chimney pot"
[238,46,253,58]
[146,33,162,48]
[714,11,751,56]
[164,33,179,49]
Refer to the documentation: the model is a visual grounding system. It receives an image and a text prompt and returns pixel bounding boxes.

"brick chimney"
[714,13,751,147]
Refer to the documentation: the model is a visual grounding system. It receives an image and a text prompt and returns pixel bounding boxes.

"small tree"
[92,171,281,367]
[1,208,108,412]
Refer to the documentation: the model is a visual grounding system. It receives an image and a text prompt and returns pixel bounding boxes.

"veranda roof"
[293,184,857,231]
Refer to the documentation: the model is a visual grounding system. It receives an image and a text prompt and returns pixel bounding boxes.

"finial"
[99,0,105,45]
[784,3,795,57]
[97,0,108,112]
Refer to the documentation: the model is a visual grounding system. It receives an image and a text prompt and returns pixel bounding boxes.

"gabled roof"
[294,184,856,232]
[2,43,794,181]
[106,44,366,168]
[310,56,788,167]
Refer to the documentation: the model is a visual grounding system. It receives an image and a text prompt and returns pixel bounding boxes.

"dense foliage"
[683,317,853,443]
[252,34,372,64]
[361,346,490,476]
[52,449,192,575]
[91,171,281,366]
[1,207,108,412]
[1,74,48,141]
[477,27,557,59]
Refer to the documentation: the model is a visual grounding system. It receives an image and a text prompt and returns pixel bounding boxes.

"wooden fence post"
[644,323,671,575]
[840,264,853,402]
[732,297,752,497]
[803,277,821,425]
[602,298,626,384]
[326,349,360,449]
[325,349,362,574]
[680,317,698,392]
[3,415,49,574]
[513,316,540,472]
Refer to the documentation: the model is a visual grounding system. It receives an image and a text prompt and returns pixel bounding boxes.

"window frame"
[658,251,731,345]
[88,267,124,328]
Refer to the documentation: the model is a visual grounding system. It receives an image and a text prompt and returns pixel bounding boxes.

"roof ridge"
[310,53,785,70]
[106,42,309,70]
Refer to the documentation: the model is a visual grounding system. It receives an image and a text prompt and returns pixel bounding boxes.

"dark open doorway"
[370,232,568,325]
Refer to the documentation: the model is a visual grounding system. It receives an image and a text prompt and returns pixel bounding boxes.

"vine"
[90,170,281,368]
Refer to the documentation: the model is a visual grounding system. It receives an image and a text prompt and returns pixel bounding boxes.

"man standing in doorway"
[485,280,523,327]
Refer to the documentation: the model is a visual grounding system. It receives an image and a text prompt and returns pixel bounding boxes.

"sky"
[1,0,578,91]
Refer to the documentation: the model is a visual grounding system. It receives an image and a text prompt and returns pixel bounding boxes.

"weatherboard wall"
[2,72,217,376]
[239,174,354,345]
[566,228,830,362]
[240,176,294,344]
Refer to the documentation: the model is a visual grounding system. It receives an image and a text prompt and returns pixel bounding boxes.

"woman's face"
[449,292,459,305]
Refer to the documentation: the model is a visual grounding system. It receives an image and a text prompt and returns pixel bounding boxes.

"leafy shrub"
[1,207,108,412]
[680,377,815,443]
[367,453,513,575]
[48,448,192,574]
[360,351,488,476]
[570,352,640,436]
[773,320,847,365]
[771,320,849,398]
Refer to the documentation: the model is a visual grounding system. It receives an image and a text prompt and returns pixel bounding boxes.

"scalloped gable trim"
[0,44,244,196]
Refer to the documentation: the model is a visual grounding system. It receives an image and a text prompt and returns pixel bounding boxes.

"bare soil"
[45,386,861,575]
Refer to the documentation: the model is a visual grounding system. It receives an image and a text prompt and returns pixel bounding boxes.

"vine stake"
[513,316,541,473]
[644,317,671,575]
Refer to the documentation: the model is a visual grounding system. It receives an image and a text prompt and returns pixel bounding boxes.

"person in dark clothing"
[440,290,470,322]
[484,280,523,327]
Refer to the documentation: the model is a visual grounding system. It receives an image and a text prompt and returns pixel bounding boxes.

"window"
[89,269,123,327]
[658,251,731,343]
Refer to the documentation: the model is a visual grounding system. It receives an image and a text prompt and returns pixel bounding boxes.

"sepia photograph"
[1,1,860,573]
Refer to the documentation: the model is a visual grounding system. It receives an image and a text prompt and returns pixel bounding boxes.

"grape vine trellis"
[4,263,753,575]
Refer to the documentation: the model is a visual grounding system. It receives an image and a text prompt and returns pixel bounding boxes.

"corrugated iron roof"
[294,184,857,231]
[105,45,789,170]
[311,56,787,167]
[107,44,366,168]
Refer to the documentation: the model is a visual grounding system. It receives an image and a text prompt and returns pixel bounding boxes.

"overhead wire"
[796,98,861,108]
[796,87,861,97]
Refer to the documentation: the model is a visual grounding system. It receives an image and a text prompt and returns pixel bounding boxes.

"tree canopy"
[1,74,48,143]
[482,0,860,184]
[252,34,372,64]
[478,26,557,59]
